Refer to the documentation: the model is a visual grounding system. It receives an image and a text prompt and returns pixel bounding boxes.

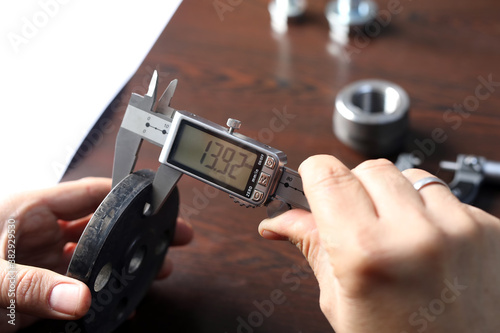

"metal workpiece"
[440,155,500,204]
[395,153,422,171]
[483,160,500,183]
[326,0,378,41]
[269,0,307,33]
[333,79,410,156]
[65,170,179,333]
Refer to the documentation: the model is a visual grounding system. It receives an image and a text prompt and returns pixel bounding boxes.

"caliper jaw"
[112,70,182,215]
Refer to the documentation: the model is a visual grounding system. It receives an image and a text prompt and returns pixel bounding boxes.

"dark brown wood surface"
[27,0,500,332]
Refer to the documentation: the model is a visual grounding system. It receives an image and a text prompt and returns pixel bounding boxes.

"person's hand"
[0,178,193,332]
[259,155,500,333]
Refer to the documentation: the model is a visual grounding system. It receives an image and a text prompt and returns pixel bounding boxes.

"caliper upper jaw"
[155,78,178,119]
[112,71,182,214]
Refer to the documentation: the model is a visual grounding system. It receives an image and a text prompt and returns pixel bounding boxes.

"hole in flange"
[143,202,152,216]
[352,87,400,114]
[94,262,112,292]
[115,297,129,322]
[128,245,146,274]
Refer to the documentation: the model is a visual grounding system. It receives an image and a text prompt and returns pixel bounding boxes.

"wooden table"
[27,0,500,332]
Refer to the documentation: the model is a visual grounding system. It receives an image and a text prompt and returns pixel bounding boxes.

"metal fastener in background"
[396,153,500,204]
[333,79,410,157]
[268,0,307,33]
[440,155,500,204]
[325,0,378,43]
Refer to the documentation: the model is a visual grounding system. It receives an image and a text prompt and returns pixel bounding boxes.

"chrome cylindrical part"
[334,79,410,156]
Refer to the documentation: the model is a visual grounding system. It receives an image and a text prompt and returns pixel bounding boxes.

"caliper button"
[252,190,264,202]
[265,156,276,169]
[258,172,270,187]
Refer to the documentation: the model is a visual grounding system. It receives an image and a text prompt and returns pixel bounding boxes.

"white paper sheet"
[0,0,182,199]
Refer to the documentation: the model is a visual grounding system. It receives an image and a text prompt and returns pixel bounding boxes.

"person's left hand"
[0,177,193,332]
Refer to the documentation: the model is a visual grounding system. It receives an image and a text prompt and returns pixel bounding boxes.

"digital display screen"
[168,121,260,194]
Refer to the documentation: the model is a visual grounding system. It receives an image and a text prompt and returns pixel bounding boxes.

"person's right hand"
[259,155,500,333]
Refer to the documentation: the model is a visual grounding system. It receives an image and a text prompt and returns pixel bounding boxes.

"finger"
[49,177,111,220]
[352,159,424,219]
[28,178,111,221]
[0,259,91,320]
[259,209,321,259]
[62,242,78,267]
[259,209,315,243]
[259,229,289,241]
[58,214,92,244]
[298,155,376,241]
[128,310,137,320]
[402,169,459,209]
[153,218,193,280]
[402,168,468,234]
[465,204,500,228]
[155,258,174,280]
[171,218,194,246]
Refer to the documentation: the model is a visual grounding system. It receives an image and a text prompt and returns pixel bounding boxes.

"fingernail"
[261,229,288,241]
[50,283,82,316]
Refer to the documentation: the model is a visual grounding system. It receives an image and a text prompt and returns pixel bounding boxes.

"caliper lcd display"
[168,120,262,196]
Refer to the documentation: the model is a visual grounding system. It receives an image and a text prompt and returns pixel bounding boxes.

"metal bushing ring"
[334,79,410,156]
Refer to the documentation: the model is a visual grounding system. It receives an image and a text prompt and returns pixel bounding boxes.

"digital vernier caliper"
[112,70,310,216]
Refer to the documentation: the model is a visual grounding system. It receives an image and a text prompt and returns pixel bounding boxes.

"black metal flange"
[52,169,179,333]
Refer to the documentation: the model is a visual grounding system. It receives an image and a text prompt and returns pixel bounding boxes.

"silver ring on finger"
[413,177,449,192]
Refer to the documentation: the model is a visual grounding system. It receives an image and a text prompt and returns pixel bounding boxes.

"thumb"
[259,209,319,257]
[0,259,91,320]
